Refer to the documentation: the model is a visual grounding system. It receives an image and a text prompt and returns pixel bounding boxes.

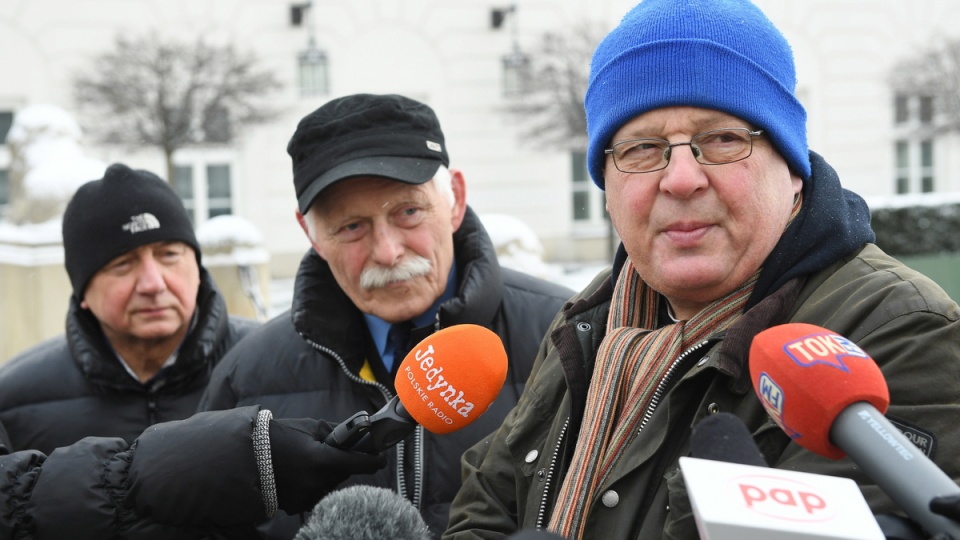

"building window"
[298,44,329,97]
[894,95,909,124]
[172,156,234,225]
[172,165,196,225]
[206,164,233,218]
[0,168,9,219]
[202,105,231,143]
[920,140,934,193]
[571,151,608,227]
[502,49,530,98]
[0,112,13,144]
[895,141,909,194]
[893,95,936,194]
[919,96,934,125]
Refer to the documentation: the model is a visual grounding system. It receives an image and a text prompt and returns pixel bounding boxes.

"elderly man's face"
[300,172,467,323]
[82,242,200,347]
[604,106,803,319]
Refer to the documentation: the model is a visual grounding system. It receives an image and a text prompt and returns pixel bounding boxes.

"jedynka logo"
[122,213,161,234]
[782,332,868,372]
[402,343,475,426]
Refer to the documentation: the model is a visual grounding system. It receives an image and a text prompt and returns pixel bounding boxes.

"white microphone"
[681,413,885,539]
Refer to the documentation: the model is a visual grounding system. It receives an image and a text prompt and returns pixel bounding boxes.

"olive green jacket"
[444,244,960,539]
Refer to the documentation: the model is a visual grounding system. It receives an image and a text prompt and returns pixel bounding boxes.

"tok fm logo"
[782,332,868,373]
[756,372,800,441]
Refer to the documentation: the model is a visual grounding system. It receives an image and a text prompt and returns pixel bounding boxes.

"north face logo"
[122,213,161,234]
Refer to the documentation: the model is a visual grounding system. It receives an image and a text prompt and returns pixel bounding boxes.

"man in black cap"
[0,163,260,455]
[198,93,574,539]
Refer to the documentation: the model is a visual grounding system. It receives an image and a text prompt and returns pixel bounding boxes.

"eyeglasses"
[604,128,764,174]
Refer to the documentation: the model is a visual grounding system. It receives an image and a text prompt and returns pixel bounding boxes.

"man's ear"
[449,168,468,231]
[296,208,326,259]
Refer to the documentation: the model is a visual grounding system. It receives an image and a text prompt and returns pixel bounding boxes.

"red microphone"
[326,324,508,449]
[749,323,960,538]
[749,322,889,459]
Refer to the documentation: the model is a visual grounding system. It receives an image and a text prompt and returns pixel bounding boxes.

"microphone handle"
[363,396,416,451]
[831,402,960,538]
[324,396,416,452]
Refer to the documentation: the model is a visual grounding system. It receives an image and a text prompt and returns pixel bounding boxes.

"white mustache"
[360,256,433,290]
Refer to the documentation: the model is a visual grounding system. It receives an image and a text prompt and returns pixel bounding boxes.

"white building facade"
[2,0,960,278]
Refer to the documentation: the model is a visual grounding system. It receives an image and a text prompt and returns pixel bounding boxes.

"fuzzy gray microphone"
[293,485,431,540]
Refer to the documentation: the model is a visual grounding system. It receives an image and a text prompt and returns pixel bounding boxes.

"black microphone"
[690,412,768,467]
[294,485,431,540]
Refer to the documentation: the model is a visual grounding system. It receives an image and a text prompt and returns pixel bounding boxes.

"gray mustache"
[360,256,432,289]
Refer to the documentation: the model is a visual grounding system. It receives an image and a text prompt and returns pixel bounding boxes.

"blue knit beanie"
[585,0,810,189]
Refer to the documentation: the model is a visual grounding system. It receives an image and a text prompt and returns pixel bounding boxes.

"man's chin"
[129,317,184,336]
[366,299,432,323]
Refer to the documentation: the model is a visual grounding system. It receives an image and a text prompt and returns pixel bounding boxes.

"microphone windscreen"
[395,324,508,434]
[749,323,890,459]
[690,412,768,467]
[295,485,431,540]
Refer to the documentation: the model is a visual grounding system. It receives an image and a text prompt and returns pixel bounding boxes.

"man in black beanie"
[0,163,259,455]
[198,93,575,539]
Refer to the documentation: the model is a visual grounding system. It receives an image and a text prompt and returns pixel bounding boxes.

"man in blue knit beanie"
[445,1,960,538]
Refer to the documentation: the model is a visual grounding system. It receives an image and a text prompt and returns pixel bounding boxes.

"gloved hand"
[269,418,387,514]
[931,493,960,522]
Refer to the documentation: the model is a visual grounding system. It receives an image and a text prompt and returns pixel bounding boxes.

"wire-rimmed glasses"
[604,128,764,174]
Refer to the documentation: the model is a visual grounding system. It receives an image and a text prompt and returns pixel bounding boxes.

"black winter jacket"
[0,269,259,454]
[198,207,574,539]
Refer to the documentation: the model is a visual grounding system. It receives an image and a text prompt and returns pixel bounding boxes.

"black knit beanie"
[62,163,201,298]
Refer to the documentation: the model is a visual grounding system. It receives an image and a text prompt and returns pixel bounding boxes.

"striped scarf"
[547,259,756,539]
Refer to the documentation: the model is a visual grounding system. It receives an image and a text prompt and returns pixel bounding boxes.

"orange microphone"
[325,324,508,450]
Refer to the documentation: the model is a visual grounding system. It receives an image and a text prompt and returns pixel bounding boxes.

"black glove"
[931,493,960,523]
[269,418,387,514]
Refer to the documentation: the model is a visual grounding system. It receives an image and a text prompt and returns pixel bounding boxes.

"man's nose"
[370,225,405,266]
[135,255,167,293]
[659,143,709,198]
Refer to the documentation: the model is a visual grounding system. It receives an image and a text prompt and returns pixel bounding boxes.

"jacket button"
[601,490,619,507]
[525,449,539,463]
[707,402,720,414]
[576,322,592,332]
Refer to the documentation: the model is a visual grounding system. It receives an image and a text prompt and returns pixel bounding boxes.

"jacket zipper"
[535,418,569,529]
[638,340,710,432]
[533,340,710,529]
[305,338,412,507]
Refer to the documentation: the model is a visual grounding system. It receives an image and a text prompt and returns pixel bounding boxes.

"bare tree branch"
[890,37,960,133]
[503,23,606,151]
[73,34,283,180]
